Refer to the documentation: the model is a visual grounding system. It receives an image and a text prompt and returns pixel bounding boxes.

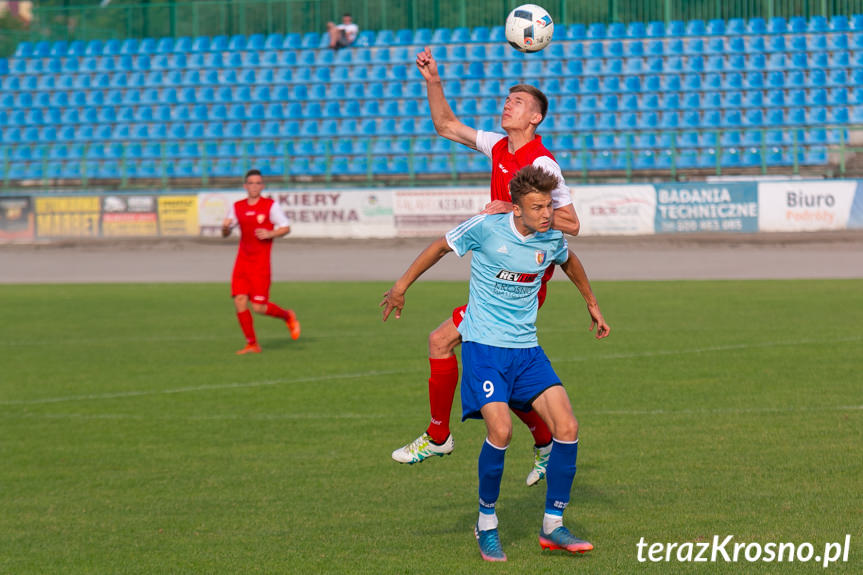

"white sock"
[477,512,498,532]
[542,513,563,534]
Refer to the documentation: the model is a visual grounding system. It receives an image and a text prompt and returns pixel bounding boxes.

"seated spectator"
[328,13,359,49]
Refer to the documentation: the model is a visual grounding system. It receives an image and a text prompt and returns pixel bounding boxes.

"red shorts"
[231,261,271,304]
[452,266,553,327]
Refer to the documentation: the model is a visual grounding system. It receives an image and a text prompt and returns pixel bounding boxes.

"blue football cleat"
[475,524,507,562]
[539,526,593,554]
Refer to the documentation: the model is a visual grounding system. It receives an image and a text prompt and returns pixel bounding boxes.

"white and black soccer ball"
[505,4,554,53]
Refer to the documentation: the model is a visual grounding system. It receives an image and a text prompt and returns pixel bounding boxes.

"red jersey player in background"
[390,48,581,488]
[222,169,301,354]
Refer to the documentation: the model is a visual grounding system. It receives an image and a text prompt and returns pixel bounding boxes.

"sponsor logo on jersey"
[535,251,546,265]
[496,270,538,283]
[497,244,508,253]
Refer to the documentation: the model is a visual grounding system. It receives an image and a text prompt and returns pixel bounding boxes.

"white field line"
[0,336,860,407]
[3,405,862,422]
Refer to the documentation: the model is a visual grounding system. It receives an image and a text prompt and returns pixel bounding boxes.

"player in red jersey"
[222,169,301,354]
[391,48,581,487]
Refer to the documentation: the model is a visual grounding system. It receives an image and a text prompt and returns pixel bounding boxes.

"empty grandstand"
[3,3,863,188]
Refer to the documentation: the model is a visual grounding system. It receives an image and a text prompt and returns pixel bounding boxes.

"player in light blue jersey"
[381,165,610,562]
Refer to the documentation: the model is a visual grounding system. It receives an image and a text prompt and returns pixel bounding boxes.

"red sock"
[513,408,553,447]
[236,310,257,344]
[265,302,290,321]
[425,355,459,444]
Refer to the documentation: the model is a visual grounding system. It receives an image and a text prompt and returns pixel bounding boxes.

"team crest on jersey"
[535,251,546,265]
[256,214,266,224]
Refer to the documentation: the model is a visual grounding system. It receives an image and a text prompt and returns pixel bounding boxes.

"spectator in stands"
[327,13,359,49]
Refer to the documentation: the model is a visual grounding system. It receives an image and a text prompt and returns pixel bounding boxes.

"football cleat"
[236,343,262,355]
[286,310,301,340]
[475,525,507,562]
[391,432,454,464]
[526,442,552,486]
[539,526,594,554]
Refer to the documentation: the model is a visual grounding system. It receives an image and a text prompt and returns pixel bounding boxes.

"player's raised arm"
[416,47,478,149]
[560,249,610,339]
[380,236,453,321]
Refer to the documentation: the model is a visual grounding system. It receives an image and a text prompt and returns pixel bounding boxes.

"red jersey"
[477,131,571,285]
[232,197,277,267]
[476,132,571,211]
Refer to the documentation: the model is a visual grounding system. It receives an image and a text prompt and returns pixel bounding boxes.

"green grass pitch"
[1,280,861,574]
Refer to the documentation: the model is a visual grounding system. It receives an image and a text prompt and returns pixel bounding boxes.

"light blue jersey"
[445,213,569,348]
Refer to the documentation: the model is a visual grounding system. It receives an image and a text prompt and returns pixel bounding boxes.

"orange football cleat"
[286,310,301,340]
[236,343,262,355]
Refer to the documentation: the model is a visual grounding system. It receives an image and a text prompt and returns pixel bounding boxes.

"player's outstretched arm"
[560,250,610,339]
[380,237,453,321]
[416,47,478,149]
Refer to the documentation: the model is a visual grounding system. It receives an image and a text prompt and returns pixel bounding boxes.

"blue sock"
[545,438,578,517]
[478,438,507,519]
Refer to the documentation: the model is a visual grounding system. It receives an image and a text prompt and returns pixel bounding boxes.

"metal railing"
[0,126,849,192]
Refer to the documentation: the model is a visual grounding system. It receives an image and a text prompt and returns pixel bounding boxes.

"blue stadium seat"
[586,23,606,39]
[686,20,705,36]
[277,33,299,50]
[412,28,432,44]
[831,15,849,31]
[789,16,807,33]
[607,22,626,39]
[627,21,645,38]
[747,18,766,34]
[829,87,848,106]
[430,28,451,44]
[351,30,374,48]
[375,29,395,46]
[646,21,665,37]
[706,19,725,35]
[138,38,157,54]
[84,40,102,56]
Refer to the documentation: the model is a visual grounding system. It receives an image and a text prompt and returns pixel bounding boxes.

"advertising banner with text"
[158,196,199,236]
[572,185,656,236]
[654,182,759,233]
[0,196,34,241]
[197,191,247,237]
[393,188,489,236]
[758,180,858,232]
[198,190,395,238]
[101,195,158,237]
[272,189,395,238]
[35,196,101,238]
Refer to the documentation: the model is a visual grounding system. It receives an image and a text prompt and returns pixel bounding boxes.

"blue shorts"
[460,341,561,421]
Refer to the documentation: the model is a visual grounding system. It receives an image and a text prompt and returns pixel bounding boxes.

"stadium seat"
[430,28,451,44]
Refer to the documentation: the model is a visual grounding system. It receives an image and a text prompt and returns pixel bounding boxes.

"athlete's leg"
[391,315,461,463]
[512,408,553,447]
[425,317,462,443]
[475,401,511,561]
[530,386,592,554]
[249,277,302,340]
[234,294,260,352]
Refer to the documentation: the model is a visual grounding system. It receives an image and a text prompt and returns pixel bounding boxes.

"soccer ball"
[505,4,554,53]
